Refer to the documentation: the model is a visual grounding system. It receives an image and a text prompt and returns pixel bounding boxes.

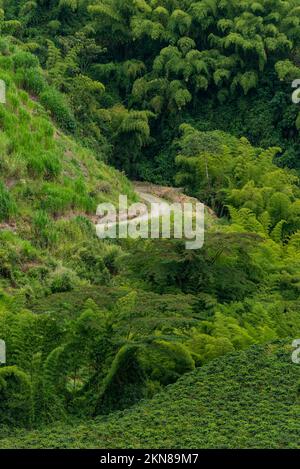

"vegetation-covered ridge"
[0,40,300,433]
[0,0,300,449]
[0,341,299,449]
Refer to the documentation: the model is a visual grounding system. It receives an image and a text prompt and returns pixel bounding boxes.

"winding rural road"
[96,182,207,241]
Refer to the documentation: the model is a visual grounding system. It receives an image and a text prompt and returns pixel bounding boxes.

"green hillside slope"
[0,43,136,217]
[0,39,136,298]
[1,341,299,449]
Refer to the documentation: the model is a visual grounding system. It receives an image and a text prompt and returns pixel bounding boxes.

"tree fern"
[59,0,79,11]
[42,346,66,421]
[271,219,286,243]
[88,3,122,23]
[275,59,300,80]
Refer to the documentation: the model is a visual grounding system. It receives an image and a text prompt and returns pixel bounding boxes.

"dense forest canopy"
[0,0,299,448]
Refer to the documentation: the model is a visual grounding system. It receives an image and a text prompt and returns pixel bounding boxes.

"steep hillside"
[0,39,136,298]
[0,44,136,216]
[1,341,299,449]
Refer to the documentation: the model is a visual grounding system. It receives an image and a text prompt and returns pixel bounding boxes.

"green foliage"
[41,346,67,422]
[175,126,299,241]
[17,67,47,95]
[49,268,77,293]
[1,342,299,448]
[138,340,195,387]
[0,182,16,222]
[0,366,33,427]
[109,105,154,175]
[12,51,39,69]
[95,345,146,414]
[40,88,76,132]
[0,0,300,450]
[5,0,300,176]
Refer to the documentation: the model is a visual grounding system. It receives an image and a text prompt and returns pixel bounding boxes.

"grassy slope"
[0,44,136,225]
[1,341,299,449]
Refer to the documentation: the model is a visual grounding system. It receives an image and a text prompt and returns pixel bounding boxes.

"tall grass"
[0,182,16,222]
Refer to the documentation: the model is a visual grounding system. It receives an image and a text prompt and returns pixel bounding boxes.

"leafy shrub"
[70,246,110,285]
[50,268,77,293]
[0,38,10,56]
[0,56,13,71]
[12,51,39,70]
